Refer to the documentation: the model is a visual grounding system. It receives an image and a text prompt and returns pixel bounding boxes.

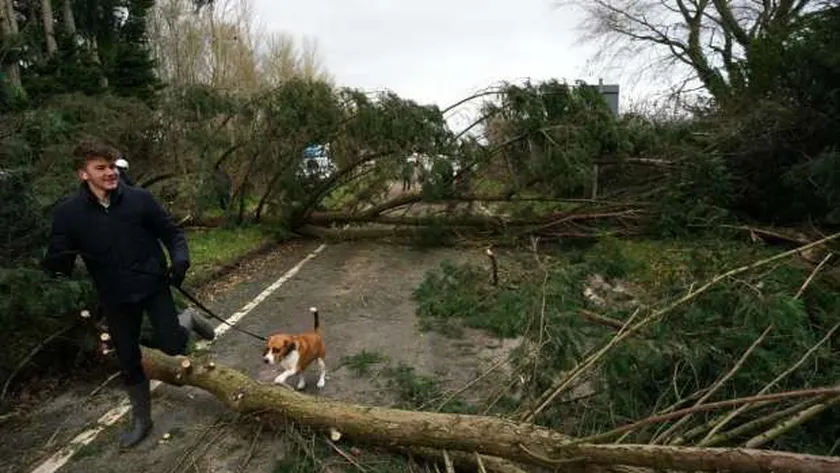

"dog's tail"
[310,307,320,332]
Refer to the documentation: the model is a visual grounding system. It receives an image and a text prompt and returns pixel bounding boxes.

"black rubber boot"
[120,380,153,449]
[178,308,216,341]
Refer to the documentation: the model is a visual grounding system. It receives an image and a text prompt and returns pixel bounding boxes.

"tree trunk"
[90,37,108,87]
[253,170,285,223]
[62,0,76,36]
[306,207,640,229]
[139,348,840,473]
[0,0,22,89]
[41,0,57,56]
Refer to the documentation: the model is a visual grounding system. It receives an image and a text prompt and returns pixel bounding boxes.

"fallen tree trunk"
[307,207,641,228]
[140,348,840,473]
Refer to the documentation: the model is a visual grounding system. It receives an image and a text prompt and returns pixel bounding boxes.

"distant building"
[595,79,620,116]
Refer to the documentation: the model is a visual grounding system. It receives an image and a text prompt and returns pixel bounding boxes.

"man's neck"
[87,183,111,204]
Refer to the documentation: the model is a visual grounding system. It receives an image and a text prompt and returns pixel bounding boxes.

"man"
[115,156,134,186]
[42,141,215,449]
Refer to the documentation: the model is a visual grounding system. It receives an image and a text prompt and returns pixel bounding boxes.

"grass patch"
[185,224,284,283]
[413,259,559,339]
[382,363,477,414]
[341,350,389,377]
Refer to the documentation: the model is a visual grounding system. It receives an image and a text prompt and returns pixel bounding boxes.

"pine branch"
[523,232,840,422]
[568,385,840,445]
[651,324,773,444]
[744,395,840,448]
[697,321,840,446]
[688,397,826,447]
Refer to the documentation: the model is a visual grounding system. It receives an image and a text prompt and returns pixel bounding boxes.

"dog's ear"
[280,340,297,357]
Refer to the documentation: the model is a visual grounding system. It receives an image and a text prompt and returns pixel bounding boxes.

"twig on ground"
[717,225,810,245]
[44,370,124,448]
[522,307,641,422]
[531,270,548,386]
[744,395,840,448]
[652,324,774,444]
[430,353,512,412]
[326,438,368,472]
[697,321,840,446]
[577,309,627,331]
[1,324,76,400]
[88,371,121,398]
[475,452,488,473]
[481,376,521,414]
[237,421,264,473]
[167,419,230,473]
[288,426,326,471]
[0,411,21,424]
[795,252,833,299]
[442,450,455,473]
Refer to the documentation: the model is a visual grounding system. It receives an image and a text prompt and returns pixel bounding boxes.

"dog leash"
[48,250,270,343]
[170,284,268,342]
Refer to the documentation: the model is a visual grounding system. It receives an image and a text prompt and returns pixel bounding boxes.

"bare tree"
[41,0,57,56]
[148,0,327,93]
[560,0,818,104]
[62,0,76,36]
[260,32,331,86]
[0,0,21,88]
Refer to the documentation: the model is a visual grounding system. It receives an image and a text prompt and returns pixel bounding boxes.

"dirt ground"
[2,239,521,473]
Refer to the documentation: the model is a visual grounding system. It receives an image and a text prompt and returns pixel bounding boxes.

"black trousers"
[102,289,189,386]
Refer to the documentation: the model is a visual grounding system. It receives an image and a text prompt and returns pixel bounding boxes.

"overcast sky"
[251,0,660,129]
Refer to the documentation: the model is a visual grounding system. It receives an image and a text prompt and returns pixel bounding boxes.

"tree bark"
[62,0,76,36]
[0,0,22,88]
[41,0,57,56]
[307,207,640,229]
[253,169,285,223]
[139,347,840,473]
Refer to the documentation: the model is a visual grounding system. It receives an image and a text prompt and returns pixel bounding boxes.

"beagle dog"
[262,307,326,390]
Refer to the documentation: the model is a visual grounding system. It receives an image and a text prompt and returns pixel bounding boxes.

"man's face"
[78,157,119,193]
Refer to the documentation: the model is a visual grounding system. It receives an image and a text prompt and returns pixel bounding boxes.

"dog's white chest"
[279,349,300,371]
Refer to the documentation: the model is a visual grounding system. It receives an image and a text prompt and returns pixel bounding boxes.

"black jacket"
[43,183,189,305]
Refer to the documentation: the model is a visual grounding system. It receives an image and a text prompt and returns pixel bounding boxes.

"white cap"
[115,158,129,169]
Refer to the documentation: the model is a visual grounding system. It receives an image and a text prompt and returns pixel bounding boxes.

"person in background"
[115,157,134,186]
[42,141,215,449]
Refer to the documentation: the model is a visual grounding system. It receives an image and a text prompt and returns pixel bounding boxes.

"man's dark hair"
[72,141,121,170]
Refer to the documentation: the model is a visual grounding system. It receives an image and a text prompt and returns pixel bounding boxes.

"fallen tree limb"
[140,348,840,473]
[525,231,840,423]
[574,385,840,445]
[577,309,628,331]
[307,208,641,232]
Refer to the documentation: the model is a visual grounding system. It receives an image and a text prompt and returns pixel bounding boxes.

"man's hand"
[168,260,190,287]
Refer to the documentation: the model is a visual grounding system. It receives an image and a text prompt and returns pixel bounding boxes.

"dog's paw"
[296,377,306,390]
[273,375,287,385]
[316,378,325,389]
